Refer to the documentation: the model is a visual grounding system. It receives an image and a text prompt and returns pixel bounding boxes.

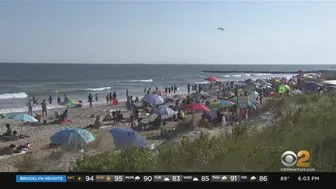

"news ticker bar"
[16,175,268,183]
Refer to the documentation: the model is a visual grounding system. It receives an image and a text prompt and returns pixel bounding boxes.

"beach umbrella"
[152,90,167,96]
[142,94,164,105]
[153,106,177,115]
[109,128,148,149]
[12,114,38,123]
[205,76,220,82]
[210,102,222,109]
[172,94,186,99]
[50,128,95,148]
[184,103,210,112]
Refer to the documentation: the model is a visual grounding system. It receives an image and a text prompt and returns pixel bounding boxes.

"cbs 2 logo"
[281,150,310,167]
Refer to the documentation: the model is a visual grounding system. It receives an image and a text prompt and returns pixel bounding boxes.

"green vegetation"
[74,93,336,172]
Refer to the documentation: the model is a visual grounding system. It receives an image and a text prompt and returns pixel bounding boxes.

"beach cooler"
[112,99,119,105]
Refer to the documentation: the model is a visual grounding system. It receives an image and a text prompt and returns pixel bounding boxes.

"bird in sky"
[275,53,278,56]
[217,28,225,31]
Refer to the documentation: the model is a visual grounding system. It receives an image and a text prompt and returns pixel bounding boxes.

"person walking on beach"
[147,88,151,95]
[27,99,33,116]
[64,94,69,101]
[106,94,110,104]
[259,90,263,105]
[109,92,112,104]
[187,84,190,94]
[57,96,61,104]
[112,91,117,99]
[88,93,93,107]
[144,87,147,94]
[95,94,98,102]
[174,85,177,93]
[48,96,52,104]
[126,89,129,100]
[41,99,47,116]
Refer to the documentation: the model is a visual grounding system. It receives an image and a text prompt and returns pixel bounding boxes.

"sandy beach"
[0,98,183,171]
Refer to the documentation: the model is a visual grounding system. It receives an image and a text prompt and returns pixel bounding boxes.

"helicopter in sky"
[217,28,225,31]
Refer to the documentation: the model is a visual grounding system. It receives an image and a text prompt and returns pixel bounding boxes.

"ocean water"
[0,63,332,114]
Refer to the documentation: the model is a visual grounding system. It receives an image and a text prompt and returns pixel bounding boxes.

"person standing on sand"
[57,96,61,104]
[126,89,129,100]
[106,94,110,104]
[113,91,117,99]
[41,99,47,116]
[147,88,151,95]
[187,84,190,94]
[26,99,33,116]
[88,93,93,107]
[144,87,147,94]
[259,90,263,105]
[64,94,69,101]
[48,96,52,104]
[95,94,98,102]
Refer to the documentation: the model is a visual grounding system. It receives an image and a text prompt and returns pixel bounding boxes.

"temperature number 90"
[143,176,153,182]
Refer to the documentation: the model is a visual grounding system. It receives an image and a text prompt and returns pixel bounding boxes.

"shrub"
[74,93,336,172]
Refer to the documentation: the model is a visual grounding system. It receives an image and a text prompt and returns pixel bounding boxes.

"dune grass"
[73,93,336,172]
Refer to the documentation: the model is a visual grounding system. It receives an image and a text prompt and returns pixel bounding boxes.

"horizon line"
[0,62,334,65]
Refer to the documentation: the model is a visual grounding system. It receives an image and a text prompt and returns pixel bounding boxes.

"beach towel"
[0,150,29,160]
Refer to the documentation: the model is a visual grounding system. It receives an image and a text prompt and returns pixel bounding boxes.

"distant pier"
[202,70,328,74]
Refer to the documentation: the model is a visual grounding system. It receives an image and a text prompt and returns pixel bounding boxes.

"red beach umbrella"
[184,103,210,112]
[205,76,220,82]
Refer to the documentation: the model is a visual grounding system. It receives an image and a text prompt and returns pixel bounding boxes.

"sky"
[0,1,336,64]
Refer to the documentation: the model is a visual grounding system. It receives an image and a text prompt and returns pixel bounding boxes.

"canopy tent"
[50,128,95,148]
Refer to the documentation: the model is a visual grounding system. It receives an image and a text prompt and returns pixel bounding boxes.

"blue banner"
[16,175,67,183]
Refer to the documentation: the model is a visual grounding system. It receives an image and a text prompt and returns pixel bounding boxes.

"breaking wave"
[84,87,112,91]
[126,79,153,83]
[0,92,28,100]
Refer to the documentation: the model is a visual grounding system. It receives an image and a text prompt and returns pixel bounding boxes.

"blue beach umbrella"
[153,106,177,115]
[109,128,148,149]
[12,114,38,123]
[50,128,95,148]
[142,94,164,105]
